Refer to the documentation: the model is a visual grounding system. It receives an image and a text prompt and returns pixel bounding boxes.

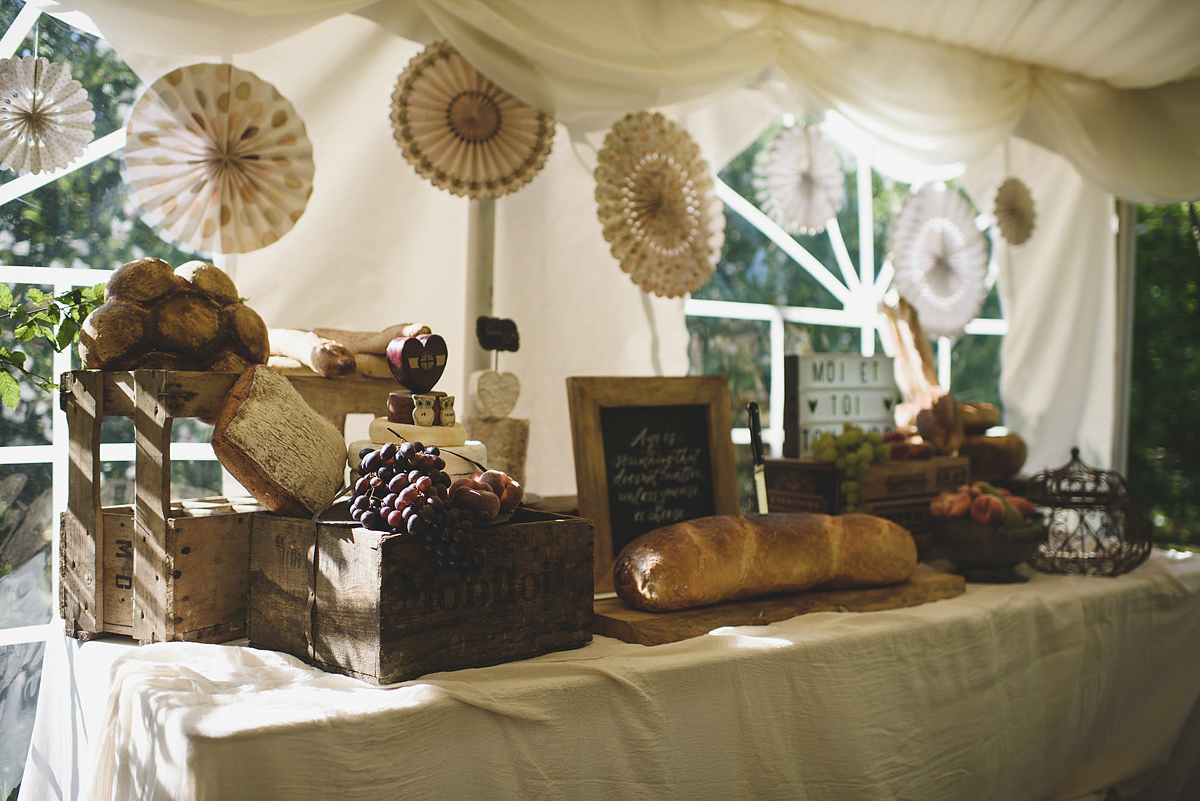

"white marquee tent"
[34,0,1200,495]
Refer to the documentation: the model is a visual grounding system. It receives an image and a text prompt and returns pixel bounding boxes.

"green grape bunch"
[810,423,891,512]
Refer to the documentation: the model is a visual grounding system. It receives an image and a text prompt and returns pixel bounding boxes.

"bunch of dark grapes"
[350,441,486,574]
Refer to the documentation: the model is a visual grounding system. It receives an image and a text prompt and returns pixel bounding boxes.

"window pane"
[686,316,770,422]
[0,464,54,628]
[0,283,56,447]
[950,334,1002,408]
[0,641,44,801]
[785,323,860,356]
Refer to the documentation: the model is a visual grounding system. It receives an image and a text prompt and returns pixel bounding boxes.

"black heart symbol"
[884,396,894,411]
[807,399,818,414]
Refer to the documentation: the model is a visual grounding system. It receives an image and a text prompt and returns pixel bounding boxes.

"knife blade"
[746,401,768,514]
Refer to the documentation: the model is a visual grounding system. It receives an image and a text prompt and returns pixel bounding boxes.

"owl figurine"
[412,394,436,426]
[437,395,456,426]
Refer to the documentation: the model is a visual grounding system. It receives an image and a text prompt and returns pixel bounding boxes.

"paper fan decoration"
[887,184,989,338]
[123,63,314,255]
[594,111,723,298]
[0,55,94,175]
[994,177,1036,245]
[390,41,555,199]
[752,122,844,235]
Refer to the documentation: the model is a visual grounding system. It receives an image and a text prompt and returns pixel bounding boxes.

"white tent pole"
[1112,199,1137,475]
[465,198,495,376]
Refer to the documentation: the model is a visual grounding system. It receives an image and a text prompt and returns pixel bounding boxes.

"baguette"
[311,323,430,354]
[613,513,917,612]
[268,328,356,377]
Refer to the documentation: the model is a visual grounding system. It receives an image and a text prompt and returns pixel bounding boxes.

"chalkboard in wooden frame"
[567,376,739,592]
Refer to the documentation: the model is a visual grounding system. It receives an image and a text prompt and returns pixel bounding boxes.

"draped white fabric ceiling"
[32,0,1200,493]
[47,0,1200,203]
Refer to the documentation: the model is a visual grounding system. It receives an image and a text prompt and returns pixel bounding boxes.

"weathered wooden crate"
[58,368,396,643]
[249,506,594,684]
[763,456,970,551]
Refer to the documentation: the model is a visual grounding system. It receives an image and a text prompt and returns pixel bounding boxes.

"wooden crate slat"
[133,370,173,643]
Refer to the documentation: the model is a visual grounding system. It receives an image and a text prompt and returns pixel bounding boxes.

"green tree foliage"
[1128,204,1200,546]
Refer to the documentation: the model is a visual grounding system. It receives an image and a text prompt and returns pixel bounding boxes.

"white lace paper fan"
[0,55,94,175]
[123,63,314,255]
[594,111,724,298]
[887,184,989,338]
[391,41,555,199]
[752,122,844,235]
[994,177,1036,245]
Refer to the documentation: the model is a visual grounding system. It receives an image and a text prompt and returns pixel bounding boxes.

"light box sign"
[796,354,900,455]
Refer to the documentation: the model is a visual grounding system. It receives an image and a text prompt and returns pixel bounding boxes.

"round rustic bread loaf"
[79,258,269,372]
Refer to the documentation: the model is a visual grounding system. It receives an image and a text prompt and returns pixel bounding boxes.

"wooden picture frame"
[567,376,739,593]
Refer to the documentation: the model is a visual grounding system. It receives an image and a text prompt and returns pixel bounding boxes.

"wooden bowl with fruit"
[929,482,1045,583]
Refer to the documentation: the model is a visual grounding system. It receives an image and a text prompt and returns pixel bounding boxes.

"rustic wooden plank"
[101,509,135,633]
[59,511,99,637]
[248,512,317,659]
[132,370,173,643]
[591,565,966,646]
[168,513,252,642]
[315,527,384,679]
[61,370,104,635]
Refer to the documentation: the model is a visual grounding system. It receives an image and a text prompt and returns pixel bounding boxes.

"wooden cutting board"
[592,565,965,645]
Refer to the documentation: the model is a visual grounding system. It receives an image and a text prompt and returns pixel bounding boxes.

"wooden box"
[60,499,260,642]
[58,369,397,643]
[249,506,595,684]
[763,456,970,550]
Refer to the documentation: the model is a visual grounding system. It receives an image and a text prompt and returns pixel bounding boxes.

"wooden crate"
[249,507,594,684]
[58,369,397,643]
[763,456,969,551]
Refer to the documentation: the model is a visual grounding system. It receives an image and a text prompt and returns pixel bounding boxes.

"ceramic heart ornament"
[386,334,447,394]
[471,369,520,418]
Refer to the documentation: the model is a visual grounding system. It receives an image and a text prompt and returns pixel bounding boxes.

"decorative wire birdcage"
[1025,448,1152,576]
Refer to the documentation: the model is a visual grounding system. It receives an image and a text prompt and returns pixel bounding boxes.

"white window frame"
[686,139,1007,457]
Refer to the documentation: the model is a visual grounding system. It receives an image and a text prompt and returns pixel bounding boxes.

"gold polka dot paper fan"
[886,183,989,339]
[0,55,94,175]
[391,41,555,199]
[752,122,845,235]
[594,111,724,298]
[123,63,314,255]
[994,177,1036,246]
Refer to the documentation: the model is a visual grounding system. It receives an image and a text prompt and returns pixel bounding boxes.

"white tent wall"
[960,138,1118,474]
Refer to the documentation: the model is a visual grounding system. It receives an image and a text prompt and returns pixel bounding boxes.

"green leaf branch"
[0,282,105,409]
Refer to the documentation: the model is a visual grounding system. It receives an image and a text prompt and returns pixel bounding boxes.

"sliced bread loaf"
[212,365,347,517]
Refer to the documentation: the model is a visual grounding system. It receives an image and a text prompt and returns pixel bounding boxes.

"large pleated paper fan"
[0,55,94,175]
[887,184,989,338]
[752,122,844,235]
[123,63,314,255]
[391,40,555,199]
[594,110,724,298]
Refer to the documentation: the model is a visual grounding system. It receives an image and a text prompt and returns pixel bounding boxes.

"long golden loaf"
[613,513,917,612]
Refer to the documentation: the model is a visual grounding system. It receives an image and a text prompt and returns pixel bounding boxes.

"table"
[21,550,1200,801]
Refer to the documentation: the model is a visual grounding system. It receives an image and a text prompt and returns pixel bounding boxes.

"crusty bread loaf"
[211,365,347,517]
[613,513,917,612]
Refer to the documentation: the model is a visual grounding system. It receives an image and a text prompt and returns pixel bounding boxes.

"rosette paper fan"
[887,184,989,338]
[123,63,314,255]
[994,177,1036,245]
[0,55,94,175]
[594,111,724,298]
[752,122,845,235]
[390,40,555,199]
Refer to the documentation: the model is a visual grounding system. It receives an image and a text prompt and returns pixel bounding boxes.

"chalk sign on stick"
[567,376,739,593]
[795,354,901,456]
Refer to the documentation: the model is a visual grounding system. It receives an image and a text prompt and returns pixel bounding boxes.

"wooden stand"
[58,369,398,643]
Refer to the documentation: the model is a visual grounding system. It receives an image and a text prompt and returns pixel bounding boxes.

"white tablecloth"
[21,550,1200,801]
